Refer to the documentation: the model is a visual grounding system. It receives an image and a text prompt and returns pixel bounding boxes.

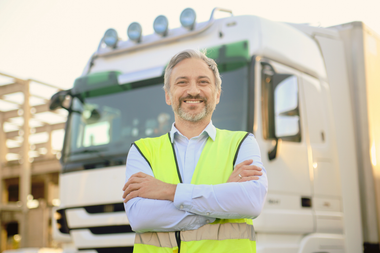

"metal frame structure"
[0,72,66,250]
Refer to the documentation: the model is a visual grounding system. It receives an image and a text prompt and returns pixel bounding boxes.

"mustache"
[179,95,207,103]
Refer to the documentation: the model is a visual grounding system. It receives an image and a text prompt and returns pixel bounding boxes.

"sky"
[0,0,379,89]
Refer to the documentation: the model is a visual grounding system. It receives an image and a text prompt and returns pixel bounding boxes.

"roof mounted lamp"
[153,15,169,37]
[127,22,143,43]
[103,28,119,48]
[180,8,196,30]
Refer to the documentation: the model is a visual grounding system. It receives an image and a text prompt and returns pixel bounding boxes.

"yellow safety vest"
[132,128,256,253]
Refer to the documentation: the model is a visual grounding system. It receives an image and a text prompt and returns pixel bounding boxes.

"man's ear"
[165,90,171,105]
[215,89,221,105]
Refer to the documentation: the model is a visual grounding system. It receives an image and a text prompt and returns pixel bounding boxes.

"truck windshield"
[62,65,249,170]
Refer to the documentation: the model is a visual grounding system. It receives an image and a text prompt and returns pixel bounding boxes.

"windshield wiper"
[68,148,107,156]
[66,148,125,169]
[67,148,114,166]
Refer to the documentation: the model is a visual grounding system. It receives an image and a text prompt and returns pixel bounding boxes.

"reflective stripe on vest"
[135,223,256,246]
[133,129,255,253]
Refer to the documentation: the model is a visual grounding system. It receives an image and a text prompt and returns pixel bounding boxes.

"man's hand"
[227,159,263,183]
[122,172,177,203]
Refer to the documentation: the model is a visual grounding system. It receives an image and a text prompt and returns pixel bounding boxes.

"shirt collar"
[169,121,216,143]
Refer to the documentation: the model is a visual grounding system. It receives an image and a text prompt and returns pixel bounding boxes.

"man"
[123,49,268,253]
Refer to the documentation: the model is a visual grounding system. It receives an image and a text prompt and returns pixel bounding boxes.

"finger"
[123,184,140,198]
[240,176,260,182]
[134,172,148,178]
[240,165,262,171]
[240,170,263,177]
[123,174,144,190]
[126,176,145,187]
[249,165,262,171]
[123,191,139,203]
[122,183,140,198]
[234,159,253,170]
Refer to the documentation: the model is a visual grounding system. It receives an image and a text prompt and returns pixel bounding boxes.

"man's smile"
[180,95,207,106]
[183,100,203,104]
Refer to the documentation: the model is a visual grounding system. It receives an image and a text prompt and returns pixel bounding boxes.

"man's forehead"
[171,58,213,77]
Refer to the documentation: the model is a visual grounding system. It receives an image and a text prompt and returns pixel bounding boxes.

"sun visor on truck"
[206,40,250,73]
[117,66,165,85]
[71,71,122,95]
[71,66,165,97]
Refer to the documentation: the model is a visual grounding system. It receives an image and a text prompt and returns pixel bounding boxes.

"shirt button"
[206,212,210,216]
[180,205,184,209]
[206,220,210,224]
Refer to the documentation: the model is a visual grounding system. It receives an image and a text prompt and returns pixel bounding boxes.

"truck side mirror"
[266,73,300,161]
[50,90,72,111]
[273,75,300,139]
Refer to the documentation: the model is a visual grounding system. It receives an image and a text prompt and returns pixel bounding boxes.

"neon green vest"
[133,128,256,253]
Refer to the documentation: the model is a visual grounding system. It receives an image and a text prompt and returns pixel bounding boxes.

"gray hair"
[163,49,222,91]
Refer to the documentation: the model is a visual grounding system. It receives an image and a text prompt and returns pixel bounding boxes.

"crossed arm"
[122,135,268,233]
[123,159,260,202]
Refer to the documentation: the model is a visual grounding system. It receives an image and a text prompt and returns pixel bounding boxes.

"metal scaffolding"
[0,72,67,250]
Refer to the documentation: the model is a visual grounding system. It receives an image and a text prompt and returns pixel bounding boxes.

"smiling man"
[122,49,268,253]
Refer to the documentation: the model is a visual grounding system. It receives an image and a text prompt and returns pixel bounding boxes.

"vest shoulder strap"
[133,133,171,170]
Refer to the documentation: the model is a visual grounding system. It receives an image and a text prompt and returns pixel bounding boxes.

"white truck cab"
[50,8,380,253]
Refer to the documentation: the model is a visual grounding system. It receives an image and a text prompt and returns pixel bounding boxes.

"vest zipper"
[175,231,181,253]
[169,134,182,253]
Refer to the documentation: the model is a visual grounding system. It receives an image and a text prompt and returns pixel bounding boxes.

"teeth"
[185,101,201,104]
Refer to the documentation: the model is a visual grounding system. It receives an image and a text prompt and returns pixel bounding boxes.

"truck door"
[253,60,314,234]
[299,73,344,234]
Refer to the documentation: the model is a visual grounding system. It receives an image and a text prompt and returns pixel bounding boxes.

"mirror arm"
[268,138,278,161]
[49,89,83,115]
[54,103,81,115]
[67,108,82,115]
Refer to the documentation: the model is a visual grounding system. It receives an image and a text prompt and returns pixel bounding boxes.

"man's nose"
[187,81,200,96]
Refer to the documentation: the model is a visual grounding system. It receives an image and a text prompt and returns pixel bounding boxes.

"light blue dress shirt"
[124,121,268,233]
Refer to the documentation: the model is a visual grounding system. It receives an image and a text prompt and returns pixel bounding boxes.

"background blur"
[0,0,379,251]
[0,0,380,90]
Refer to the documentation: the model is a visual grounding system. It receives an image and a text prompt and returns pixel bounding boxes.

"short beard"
[178,105,207,122]
[172,94,214,123]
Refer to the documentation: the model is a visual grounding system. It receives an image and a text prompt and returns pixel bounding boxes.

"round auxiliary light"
[103,28,118,48]
[127,22,142,42]
[180,8,196,30]
[153,15,169,36]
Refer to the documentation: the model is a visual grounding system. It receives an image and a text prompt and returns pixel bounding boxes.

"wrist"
[166,184,177,201]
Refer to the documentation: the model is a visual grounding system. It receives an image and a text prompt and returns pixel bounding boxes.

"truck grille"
[58,203,131,234]
[87,225,133,234]
[78,247,133,253]
[84,203,125,213]
[56,209,70,234]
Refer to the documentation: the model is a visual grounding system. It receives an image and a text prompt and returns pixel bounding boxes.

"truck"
[49,7,380,253]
